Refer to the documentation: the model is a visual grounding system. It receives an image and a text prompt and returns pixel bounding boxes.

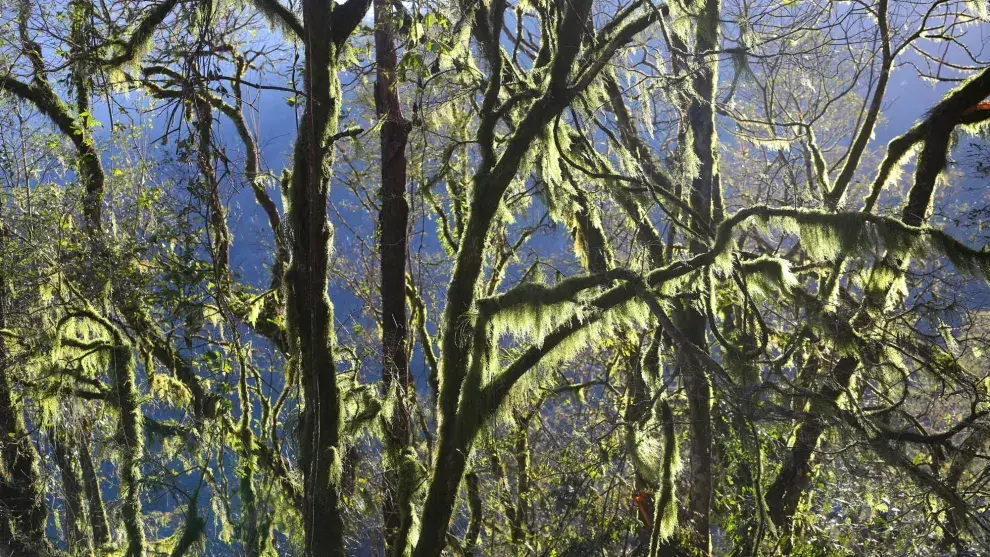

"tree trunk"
[677,306,713,556]
[679,0,722,550]
[48,424,90,553]
[0,204,48,555]
[766,356,855,534]
[284,1,359,554]
[78,424,111,547]
[110,343,145,557]
[374,0,414,552]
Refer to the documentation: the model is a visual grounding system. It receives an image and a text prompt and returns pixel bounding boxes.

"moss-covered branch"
[865,64,990,212]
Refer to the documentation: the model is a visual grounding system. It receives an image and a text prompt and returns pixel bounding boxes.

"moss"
[149,373,193,407]
[739,256,799,299]
[648,400,680,553]
[747,208,990,285]
[50,307,146,554]
[248,0,304,38]
[105,0,180,69]
[110,343,145,557]
[168,492,206,557]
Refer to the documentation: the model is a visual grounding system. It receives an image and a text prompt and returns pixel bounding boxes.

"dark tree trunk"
[78,424,111,547]
[464,472,483,553]
[285,0,373,553]
[677,305,713,556]
[373,0,414,552]
[511,416,532,544]
[49,424,90,553]
[679,0,722,549]
[766,356,856,534]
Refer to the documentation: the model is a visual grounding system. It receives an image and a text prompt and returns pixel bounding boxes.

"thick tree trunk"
[0,355,47,554]
[0,210,48,555]
[70,0,104,232]
[284,1,365,554]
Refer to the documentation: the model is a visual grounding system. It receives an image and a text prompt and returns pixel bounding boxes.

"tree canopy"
[2,0,990,555]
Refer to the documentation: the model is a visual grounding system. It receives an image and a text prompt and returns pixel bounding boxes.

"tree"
[2,0,990,555]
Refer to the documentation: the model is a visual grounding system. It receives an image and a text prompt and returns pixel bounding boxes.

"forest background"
[3,0,990,556]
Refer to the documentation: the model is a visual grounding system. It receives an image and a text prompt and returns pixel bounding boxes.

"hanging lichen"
[648,400,680,554]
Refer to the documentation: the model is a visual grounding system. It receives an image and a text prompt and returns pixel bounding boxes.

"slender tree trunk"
[413,1,638,551]
[766,356,855,533]
[110,343,145,557]
[511,415,532,544]
[69,0,104,232]
[374,0,414,552]
[679,0,722,551]
[677,306,713,556]
[78,424,111,547]
[195,95,231,285]
[49,424,90,553]
[464,472,483,554]
[236,355,260,557]
[942,428,988,551]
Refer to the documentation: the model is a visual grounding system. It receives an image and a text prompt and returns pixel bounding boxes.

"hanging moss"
[860,258,905,314]
[739,256,799,299]
[467,275,654,433]
[648,400,680,554]
[750,208,990,283]
[247,0,304,38]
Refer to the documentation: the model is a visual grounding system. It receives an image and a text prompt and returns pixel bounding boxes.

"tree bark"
[679,0,722,551]
[765,356,856,532]
[284,1,372,554]
[78,424,111,547]
[373,0,415,552]
[0,211,48,556]
[48,424,90,553]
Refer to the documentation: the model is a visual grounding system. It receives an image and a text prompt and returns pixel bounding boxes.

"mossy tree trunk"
[765,355,856,534]
[48,423,91,553]
[282,1,371,554]
[110,343,145,557]
[679,0,722,553]
[78,422,111,547]
[2,0,106,233]
[413,2,656,552]
[0,209,49,556]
